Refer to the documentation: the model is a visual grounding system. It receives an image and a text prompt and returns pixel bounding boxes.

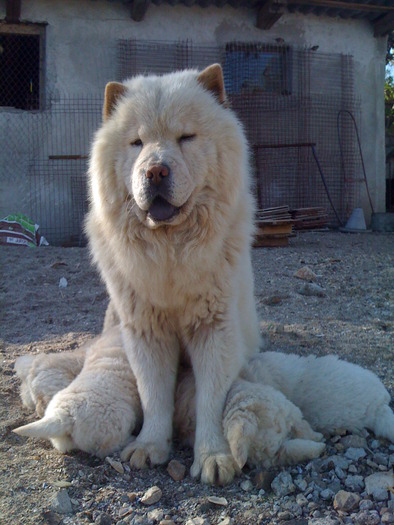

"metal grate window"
[0,25,44,110]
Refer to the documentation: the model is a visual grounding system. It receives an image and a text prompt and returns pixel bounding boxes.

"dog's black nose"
[146,164,170,185]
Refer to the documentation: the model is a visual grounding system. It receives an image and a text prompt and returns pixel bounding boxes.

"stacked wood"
[254,206,294,247]
[290,207,328,230]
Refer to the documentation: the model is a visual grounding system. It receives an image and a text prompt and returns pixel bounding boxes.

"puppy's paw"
[191,451,240,485]
[120,439,170,468]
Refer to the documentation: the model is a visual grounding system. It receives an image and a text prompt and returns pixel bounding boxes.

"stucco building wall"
[0,0,387,235]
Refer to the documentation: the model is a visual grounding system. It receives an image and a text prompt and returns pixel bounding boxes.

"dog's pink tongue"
[148,197,178,221]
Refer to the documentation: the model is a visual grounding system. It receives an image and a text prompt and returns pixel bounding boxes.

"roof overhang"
[125,0,394,36]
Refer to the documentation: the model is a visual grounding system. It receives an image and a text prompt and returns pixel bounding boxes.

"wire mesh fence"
[1,38,362,245]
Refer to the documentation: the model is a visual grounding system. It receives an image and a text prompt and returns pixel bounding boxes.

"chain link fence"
[1,38,361,245]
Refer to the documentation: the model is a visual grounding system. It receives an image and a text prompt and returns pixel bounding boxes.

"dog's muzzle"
[143,164,180,222]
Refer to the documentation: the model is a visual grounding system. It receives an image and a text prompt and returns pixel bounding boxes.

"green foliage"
[386,74,394,135]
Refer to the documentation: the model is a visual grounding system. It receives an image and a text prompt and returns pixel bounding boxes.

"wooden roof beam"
[130,0,151,22]
[257,0,286,30]
[373,11,394,36]
[287,0,394,14]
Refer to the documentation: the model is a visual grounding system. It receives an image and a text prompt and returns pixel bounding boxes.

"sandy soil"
[0,231,393,525]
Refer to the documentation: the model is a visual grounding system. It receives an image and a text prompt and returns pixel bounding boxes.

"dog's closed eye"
[178,134,196,144]
[130,138,143,147]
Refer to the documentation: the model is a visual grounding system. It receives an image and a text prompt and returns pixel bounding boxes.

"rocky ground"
[0,231,393,525]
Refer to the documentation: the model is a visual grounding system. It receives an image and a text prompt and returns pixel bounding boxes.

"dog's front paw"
[120,439,170,468]
[191,451,240,485]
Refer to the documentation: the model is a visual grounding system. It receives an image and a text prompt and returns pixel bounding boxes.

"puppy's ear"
[103,82,127,121]
[197,64,226,105]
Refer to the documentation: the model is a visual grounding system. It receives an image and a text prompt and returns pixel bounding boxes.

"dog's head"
[90,65,247,231]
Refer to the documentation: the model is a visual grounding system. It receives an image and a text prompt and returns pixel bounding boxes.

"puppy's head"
[90,64,246,230]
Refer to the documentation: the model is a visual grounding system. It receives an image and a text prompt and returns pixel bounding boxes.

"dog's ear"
[197,64,226,105]
[103,82,127,121]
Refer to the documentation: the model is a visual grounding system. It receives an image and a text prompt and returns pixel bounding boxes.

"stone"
[217,518,232,525]
[359,499,374,511]
[320,489,334,500]
[344,475,365,492]
[344,447,367,461]
[373,452,388,466]
[141,486,162,506]
[340,435,368,449]
[308,518,340,525]
[240,479,253,491]
[59,277,68,288]
[271,471,295,497]
[148,509,164,523]
[167,460,186,481]
[159,521,175,525]
[185,518,208,525]
[294,477,308,491]
[294,266,318,282]
[321,455,350,471]
[365,471,394,501]
[382,513,394,524]
[353,510,381,525]
[94,513,112,525]
[333,490,361,512]
[296,493,308,507]
[51,489,73,515]
[296,283,325,297]
[106,456,125,475]
[207,496,228,506]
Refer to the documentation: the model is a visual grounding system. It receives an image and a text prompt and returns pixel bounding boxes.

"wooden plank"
[254,236,289,248]
[256,222,293,235]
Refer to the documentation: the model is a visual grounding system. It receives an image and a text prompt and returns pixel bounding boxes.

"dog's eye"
[130,139,143,147]
[178,134,196,143]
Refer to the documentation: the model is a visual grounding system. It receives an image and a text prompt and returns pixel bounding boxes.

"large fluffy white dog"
[84,64,261,484]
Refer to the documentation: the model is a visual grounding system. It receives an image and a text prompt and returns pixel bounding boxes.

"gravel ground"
[0,231,393,525]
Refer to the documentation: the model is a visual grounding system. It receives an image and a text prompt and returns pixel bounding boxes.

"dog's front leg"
[120,325,179,468]
[188,322,242,485]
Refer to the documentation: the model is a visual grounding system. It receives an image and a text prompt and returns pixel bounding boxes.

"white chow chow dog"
[84,64,261,484]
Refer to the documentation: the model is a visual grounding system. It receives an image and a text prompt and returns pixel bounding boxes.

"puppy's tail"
[371,404,394,442]
[13,416,70,439]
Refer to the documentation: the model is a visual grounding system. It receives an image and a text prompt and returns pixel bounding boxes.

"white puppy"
[175,372,325,470]
[15,346,86,417]
[248,351,394,441]
[14,329,142,458]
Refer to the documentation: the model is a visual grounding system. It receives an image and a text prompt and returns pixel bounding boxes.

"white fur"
[14,339,324,469]
[174,372,325,470]
[15,346,86,417]
[85,65,261,484]
[248,351,394,441]
[14,329,142,458]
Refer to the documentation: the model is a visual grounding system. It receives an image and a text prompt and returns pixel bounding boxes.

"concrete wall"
[0,0,387,238]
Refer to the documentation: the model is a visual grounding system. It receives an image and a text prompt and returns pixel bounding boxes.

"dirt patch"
[0,231,393,525]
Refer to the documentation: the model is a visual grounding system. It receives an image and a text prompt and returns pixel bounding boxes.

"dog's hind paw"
[120,439,169,468]
[191,452,240,485]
